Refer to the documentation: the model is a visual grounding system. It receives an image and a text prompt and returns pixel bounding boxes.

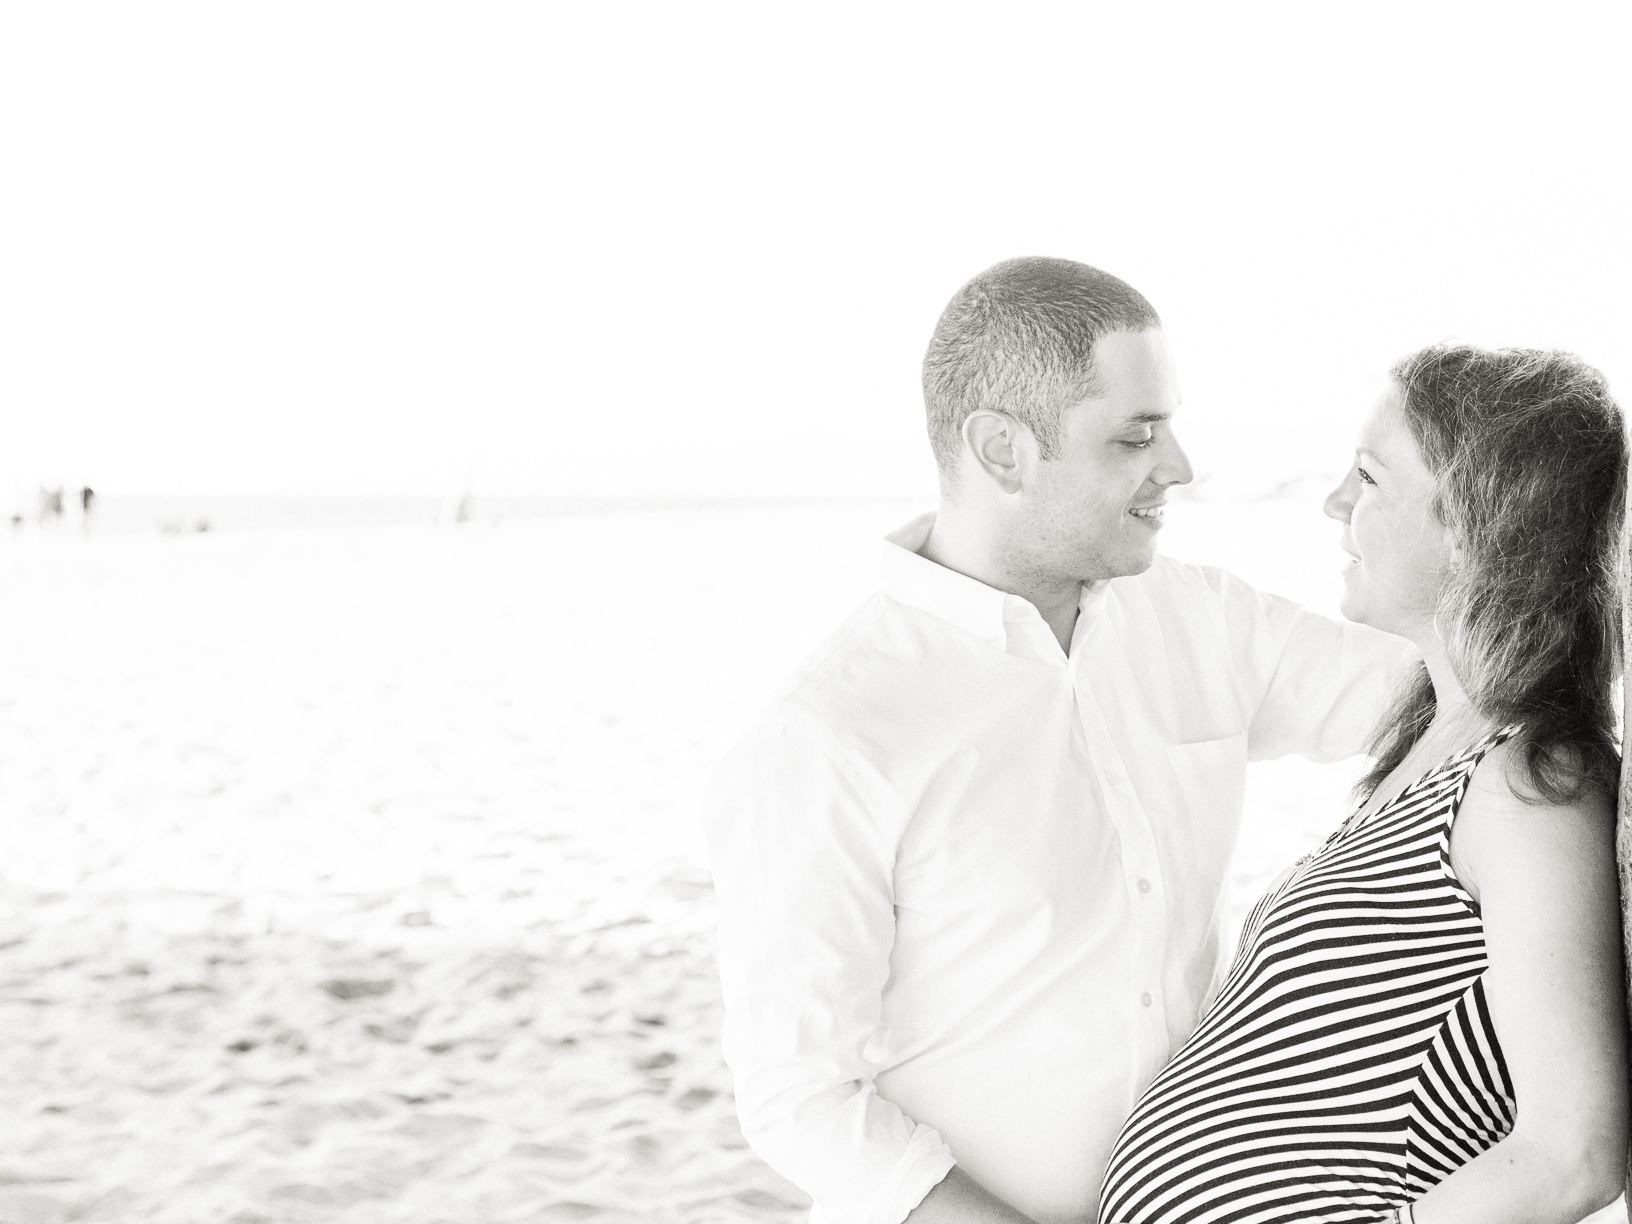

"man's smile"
[1128,501,1166,523]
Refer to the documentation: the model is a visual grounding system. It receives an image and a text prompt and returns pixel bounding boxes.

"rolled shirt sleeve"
[701,713,957,1224]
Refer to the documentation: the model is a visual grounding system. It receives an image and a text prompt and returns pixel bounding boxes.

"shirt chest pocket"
[1164,733,1248,879]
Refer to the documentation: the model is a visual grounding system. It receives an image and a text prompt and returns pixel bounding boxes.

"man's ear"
[962,410,1026,495]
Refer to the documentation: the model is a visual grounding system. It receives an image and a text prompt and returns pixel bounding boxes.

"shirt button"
[1140,992,1153,1007]
[1137,878,1151,893]
[1106,772,1122,787]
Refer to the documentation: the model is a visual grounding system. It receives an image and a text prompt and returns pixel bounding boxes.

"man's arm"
[906,1169,1037,1224]
[701,713,958,1224]
[1211,568,1416,762]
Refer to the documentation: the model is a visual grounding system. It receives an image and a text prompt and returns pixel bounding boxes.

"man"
[701,258,1410,1224]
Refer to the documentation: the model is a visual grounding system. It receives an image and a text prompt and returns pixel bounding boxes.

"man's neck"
[919,507,1083,655]
[1022,583,1084,655]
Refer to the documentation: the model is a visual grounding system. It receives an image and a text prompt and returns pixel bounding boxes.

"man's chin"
[1080,546,1158,584]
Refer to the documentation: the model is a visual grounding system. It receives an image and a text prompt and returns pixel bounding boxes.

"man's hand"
[906,1167,1038,1224]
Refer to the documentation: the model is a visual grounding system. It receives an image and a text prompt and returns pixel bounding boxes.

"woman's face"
[1323,384,1454,639]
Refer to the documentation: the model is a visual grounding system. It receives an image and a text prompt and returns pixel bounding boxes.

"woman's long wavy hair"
[1358,342,1627,804]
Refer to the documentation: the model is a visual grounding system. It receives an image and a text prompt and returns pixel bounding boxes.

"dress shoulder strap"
[1446,723,1523,776]
[1436,723,1525,832]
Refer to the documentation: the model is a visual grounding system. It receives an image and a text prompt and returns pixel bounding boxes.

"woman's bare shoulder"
[1452,738,1616,900]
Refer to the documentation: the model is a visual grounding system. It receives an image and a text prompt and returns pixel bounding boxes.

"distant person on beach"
[38,485,64,528]
[702,257,1413,1224]
[1099,346,1628,1223]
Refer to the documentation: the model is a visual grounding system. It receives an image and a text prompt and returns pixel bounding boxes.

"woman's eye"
[1356,466,1375,486]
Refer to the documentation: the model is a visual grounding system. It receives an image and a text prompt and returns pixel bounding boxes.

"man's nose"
[1324,473,1356,522]
[1155,435,1194,487]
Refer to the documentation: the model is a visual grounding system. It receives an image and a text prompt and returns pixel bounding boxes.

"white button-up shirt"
[701,514,1412,1224]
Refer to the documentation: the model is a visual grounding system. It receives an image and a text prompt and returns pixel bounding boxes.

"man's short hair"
[922,257,1161,474]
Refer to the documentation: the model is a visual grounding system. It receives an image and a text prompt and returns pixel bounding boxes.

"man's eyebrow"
[1124,411,1171,425]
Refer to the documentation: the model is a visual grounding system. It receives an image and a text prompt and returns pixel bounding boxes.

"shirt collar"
[882,513,1106,655]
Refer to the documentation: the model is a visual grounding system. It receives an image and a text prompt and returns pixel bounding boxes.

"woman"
[1099,344,1630,1224]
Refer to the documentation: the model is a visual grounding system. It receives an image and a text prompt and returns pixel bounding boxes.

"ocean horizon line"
[8,476,1335,537]
[11,492,934,536]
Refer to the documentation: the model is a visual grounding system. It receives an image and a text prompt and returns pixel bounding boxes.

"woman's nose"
[1323,473,1356,523]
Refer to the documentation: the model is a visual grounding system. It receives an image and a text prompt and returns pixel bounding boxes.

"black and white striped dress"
[1098,728,1519,1224]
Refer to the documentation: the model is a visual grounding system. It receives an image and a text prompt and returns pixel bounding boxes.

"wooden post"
[1621,499,1632,1206]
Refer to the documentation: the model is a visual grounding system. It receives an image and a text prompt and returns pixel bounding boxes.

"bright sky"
[2,2,1627,498]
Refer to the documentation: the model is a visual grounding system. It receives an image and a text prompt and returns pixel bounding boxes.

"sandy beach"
[1,496,1622,1223]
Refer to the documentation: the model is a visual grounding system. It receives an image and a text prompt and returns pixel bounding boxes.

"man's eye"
[1357,466,1375,485]
[1123,435,1155,450]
